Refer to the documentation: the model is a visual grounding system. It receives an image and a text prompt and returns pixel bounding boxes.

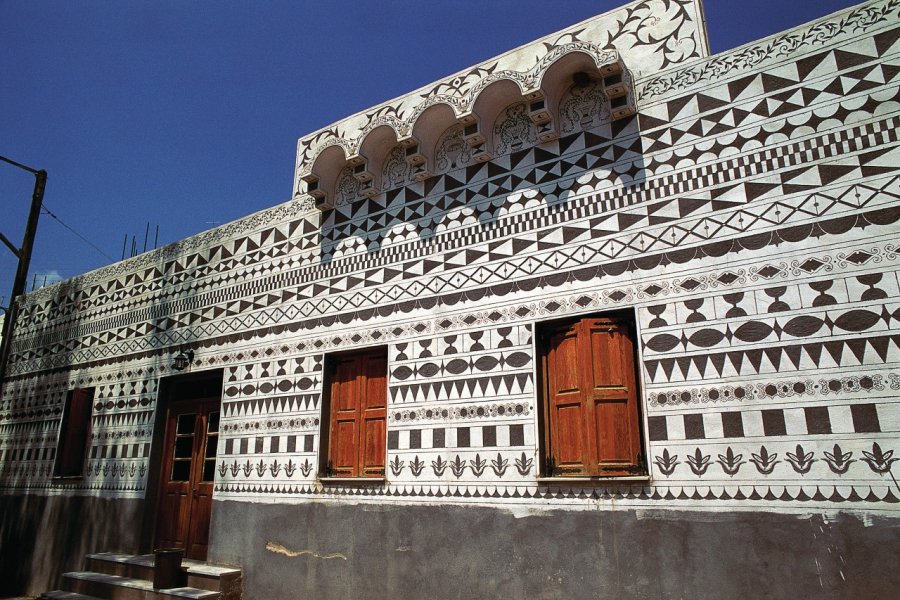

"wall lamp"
[172,349,194,371]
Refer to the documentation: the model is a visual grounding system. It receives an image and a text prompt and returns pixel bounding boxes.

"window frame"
[53,387,95,479]
[536,311,649,480]
[318,347,388,482]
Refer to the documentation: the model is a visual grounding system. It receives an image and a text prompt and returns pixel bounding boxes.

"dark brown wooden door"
[327,350,387,477]
[156,398,219,560]
[545,316,643,476]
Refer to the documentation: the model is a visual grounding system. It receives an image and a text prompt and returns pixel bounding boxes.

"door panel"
[332,419,359,475]
[156,399,219,560]
[156,411,195,551]
[594,398,631,463]
[554,405,586,469]
[362,417,385,476]
[187,408,218,559]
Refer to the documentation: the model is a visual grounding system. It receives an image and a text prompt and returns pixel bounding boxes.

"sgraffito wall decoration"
[1,0,898,520]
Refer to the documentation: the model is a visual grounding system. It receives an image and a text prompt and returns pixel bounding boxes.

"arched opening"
[307,144,350,209]
[469,78,526,158]
[357,123,402,192]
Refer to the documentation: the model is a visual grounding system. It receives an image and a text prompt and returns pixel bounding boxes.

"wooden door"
[155,398,220,560]
[544,316,643,476]
[327,350,387,477]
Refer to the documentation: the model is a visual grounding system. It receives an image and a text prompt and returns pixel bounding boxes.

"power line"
[40,204,116,262]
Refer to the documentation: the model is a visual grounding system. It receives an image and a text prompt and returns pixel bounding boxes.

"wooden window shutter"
[327,349,386,477]
[582,318,642,475]
[543,316,643,476]
[56,387,94,477]
[328,358,362,477]
[360,352,387,476]
[546,323,590,475]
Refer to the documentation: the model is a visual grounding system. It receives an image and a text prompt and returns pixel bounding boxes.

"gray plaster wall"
[209,498,899,600]
[0,494,143,596]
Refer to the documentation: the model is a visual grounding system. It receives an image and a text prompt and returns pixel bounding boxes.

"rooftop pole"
[0,157,47,386]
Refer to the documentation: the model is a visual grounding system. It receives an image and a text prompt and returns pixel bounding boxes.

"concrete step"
[85,553,241,597]
[61,571,221,600]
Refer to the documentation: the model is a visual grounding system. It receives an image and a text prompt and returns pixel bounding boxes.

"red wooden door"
[156,398,219,559]
[544,317,643,476]
[328,350,386,477]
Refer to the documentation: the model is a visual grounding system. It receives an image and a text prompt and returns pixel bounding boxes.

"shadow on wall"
[0,494,143,596]
[295,98,649,331]
[315,89,647,265]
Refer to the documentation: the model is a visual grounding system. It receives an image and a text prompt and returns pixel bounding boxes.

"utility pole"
[0,155,47,386]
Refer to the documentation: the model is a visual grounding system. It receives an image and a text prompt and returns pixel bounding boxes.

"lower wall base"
[4,494,895,599]
[0,494,144,596]
[209,500,898,600]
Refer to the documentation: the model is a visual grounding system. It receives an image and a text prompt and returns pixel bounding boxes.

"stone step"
[84,554,154,582]
[41,591,106,600]
[62,571,221,600]
[85,553,241,596]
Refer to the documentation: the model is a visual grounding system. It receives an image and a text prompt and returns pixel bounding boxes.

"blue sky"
[0,0,862,304]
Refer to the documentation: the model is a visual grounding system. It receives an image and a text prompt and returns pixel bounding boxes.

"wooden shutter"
[544,317,643,476]
[583,318,642,475]
[57,388,93,476]
[329,357,362,477]
[327,349,386,477]
[546,323,590,474]
[360,353,387,476]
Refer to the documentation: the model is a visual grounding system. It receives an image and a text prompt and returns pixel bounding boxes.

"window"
[538,313,645,477]
[320,348,387,478]
[54,387,95,477]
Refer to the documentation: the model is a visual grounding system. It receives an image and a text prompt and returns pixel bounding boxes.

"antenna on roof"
[120,223,161,260]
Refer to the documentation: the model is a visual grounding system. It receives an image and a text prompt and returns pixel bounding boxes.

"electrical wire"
[40,204,116,263]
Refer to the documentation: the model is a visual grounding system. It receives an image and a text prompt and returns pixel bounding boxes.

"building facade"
[2,1,899,598]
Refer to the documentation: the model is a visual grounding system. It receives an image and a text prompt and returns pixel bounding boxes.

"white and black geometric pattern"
[1,1,899,514]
